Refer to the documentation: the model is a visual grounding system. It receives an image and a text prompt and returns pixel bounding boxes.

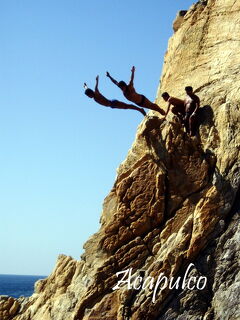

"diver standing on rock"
[184,86,200,136]
[84,76,146,116]
[161,92,185,122]
[106,66,165,116]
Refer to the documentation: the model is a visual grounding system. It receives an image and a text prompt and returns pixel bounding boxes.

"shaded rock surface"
[173,10,188,33]
[9,0,240,319]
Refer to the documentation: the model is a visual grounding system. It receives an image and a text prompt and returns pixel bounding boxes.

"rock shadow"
[141,114,236,216]
[192,105,214,137]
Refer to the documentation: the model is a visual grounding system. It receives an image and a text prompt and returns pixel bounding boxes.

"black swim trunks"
[110,99,118,108]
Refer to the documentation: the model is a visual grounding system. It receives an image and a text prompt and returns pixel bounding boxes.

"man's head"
[118,81,127,90]
[185,86,193,94]
[85,88,94,98]
[161,92,170,101]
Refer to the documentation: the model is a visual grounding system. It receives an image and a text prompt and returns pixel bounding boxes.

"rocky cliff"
[2,0,240,319]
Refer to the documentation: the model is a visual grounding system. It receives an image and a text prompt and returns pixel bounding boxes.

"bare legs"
[111,100,146,116]
[142,98,165,116]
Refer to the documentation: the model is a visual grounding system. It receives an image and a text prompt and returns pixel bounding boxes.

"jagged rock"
[0,296,20,320]
[8,0,240,319]
[173,10,187,33]
[156,197,240,320]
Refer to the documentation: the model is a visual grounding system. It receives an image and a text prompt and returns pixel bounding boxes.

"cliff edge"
[2,0,239,319]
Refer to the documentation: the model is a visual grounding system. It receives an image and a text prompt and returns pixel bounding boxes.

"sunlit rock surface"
[0,296,20,320]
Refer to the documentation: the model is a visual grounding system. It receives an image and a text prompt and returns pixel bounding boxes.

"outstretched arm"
[164,102,171,119]
[95,75,100,93]
[129,66,135,86]
[193,96,200,114]
[106,72,119,86]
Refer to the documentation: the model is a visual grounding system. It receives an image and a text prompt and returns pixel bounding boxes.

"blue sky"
[0,0,194,276]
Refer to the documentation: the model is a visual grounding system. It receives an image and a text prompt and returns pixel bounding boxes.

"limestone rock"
[0,296,20,320]
[156,196,240,320]
[8,0,240,319]
[173,10,187,33]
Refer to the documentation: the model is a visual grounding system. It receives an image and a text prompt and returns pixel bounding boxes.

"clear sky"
[0,0,194,276]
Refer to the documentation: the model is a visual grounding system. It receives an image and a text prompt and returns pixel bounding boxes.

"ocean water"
[0,274,46,298]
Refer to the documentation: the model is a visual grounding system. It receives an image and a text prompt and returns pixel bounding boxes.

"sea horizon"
[0,273,47,277]
[0,274,47,298]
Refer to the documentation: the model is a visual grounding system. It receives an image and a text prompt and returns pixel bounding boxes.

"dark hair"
[118,81,127,89]
[85,88,94,97]
[185,86,193,92]
[161,92,169,98]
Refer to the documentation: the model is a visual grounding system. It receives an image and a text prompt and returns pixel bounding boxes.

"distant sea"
[0,274,46,298]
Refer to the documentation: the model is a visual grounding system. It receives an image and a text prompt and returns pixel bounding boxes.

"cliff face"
[5,0,240,319]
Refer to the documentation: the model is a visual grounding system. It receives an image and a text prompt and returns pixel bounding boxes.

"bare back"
[123,85,142,105]
[168,97,184,108]
[94,90,111,107]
